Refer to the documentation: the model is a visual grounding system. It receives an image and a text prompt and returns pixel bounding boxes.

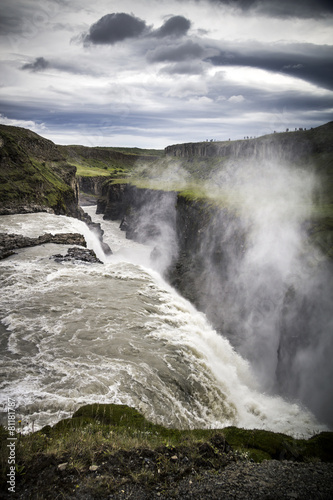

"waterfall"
[0,208,327,437]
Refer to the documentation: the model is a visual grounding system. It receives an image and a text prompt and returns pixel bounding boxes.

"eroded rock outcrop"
[0,232,86,260]
[52,247,103,264]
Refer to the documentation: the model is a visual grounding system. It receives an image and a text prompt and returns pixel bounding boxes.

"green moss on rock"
[222,426,333,463]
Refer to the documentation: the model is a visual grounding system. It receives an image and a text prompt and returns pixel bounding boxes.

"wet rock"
[85,220,112,255]
[52,247,103,264]
[120,216,129,232]
[0,232,86,260]
[101,241,112,255]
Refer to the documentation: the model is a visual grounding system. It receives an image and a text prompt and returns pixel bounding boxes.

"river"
[0,207,327,437]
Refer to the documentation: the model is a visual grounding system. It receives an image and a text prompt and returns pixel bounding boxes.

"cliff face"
[78,176,107,197]
[165,122,333,162]
[165,135,313,161]
[99,183,177,247]
[0,125,80,217]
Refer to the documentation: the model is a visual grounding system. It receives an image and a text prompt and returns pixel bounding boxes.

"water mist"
[198,158,333,427]
[134,155,333,428]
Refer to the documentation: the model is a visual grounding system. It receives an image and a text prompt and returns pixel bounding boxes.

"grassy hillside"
[0,125,78,215]
[61,144,163,178]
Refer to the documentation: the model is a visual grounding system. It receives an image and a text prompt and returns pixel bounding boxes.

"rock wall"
[78,176,107,197]
[98,183,177,245]
[97,182,130,220]
[165,135,313,162]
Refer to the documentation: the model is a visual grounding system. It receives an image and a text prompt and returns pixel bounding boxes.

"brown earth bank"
[5,452,333,499]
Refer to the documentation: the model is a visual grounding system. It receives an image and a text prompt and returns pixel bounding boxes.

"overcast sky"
[0,0,332,148]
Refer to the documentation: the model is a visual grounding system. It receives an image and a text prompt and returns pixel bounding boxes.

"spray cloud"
[130,146,333,427]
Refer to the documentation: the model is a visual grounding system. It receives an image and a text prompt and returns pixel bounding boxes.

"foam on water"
[0,209,327,437]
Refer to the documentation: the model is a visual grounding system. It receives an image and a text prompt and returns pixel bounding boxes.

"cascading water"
[0,208,328,437]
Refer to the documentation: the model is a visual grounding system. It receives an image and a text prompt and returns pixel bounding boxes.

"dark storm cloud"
[207,43,333,90]
[203,0,333,18]
[0,0,33,36]
[84,13,147,45]
[21,57,49,72]
[82,13,192,46]
[152,16,191,38]
[148,40,204,63]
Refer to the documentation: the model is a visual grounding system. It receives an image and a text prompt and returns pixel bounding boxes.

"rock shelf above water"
[0,232,86,260]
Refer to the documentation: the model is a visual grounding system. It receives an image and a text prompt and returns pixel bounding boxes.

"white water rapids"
[0,207,327,437]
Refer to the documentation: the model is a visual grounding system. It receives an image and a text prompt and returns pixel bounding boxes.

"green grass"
[222,426,333,463]
[1,402,332,495]
[72,163,115,177]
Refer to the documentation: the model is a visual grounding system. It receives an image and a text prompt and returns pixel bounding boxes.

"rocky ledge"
[0,205,55,216]
[52,247,103,264]
[0,232,86,260]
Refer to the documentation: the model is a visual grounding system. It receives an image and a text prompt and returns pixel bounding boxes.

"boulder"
[52,247,103,264]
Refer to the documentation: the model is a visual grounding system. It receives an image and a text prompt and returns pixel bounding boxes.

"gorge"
[91,123,333,429]
[0,122,332,435]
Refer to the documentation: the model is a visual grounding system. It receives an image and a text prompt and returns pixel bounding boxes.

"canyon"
[1,122,332,428]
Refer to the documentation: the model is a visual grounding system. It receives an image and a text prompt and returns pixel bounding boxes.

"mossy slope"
[0,125,78,215]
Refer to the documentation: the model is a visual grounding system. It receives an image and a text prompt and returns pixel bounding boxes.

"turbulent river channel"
[0,206,327,438]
